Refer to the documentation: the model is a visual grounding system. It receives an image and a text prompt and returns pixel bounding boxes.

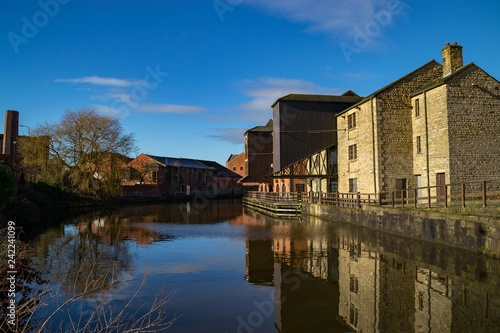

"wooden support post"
[444,185,448,208]
[414,188,418,209]
[335,192,339,206]
[357,192,361,209]
[482,180,487,207]
[391,192,395,207]
[461,183,466,207]
[427,186,431,209]
[378,192,382,207]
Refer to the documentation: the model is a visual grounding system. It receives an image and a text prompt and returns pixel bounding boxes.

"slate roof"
[196,159,241,178]
[336,60,442,117]
[271,93,362,107]
[147,155,208,169]
[410,62,500,96]
[146,154,241,178]
[245,119,273,133]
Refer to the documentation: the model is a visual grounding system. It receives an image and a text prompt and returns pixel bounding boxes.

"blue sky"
[1,0,499,165]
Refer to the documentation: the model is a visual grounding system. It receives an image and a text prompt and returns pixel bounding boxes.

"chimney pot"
[446,42,450,46]
[453,42,457,45]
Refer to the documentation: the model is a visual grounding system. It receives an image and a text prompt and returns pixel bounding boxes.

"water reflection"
[29,200,500,332]
[238,208,500,333]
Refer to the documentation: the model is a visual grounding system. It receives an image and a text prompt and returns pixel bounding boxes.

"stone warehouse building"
[265,43,499,197]
[336,43,499,195]
[410,43,500,195]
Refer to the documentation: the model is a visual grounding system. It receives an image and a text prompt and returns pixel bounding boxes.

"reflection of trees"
[117,199,243,224]
[31,213,151,294]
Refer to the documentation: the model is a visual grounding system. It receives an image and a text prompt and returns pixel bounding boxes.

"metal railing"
[244,179,500,209]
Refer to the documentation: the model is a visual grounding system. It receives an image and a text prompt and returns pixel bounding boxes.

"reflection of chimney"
[2,110,19,156]
[442,42,463,77]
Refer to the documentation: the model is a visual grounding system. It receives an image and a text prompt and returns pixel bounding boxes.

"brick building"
[226,152,245,177]
[124,153,242,197]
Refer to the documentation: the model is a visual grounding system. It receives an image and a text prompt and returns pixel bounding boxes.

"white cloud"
[245,0,393,35]
[228,77,343,124]
[94,105,129,117]
[207,128,247,144]
[136,104,207,114]
[55,76,145,87]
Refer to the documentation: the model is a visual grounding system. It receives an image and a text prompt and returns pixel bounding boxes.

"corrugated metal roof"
[147,155,208,169]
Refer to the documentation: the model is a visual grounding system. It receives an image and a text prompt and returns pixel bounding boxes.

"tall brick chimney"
[2,110,19,157]
[442,42,463,77]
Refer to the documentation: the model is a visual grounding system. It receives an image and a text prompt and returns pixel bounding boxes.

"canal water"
[29,199,500,332]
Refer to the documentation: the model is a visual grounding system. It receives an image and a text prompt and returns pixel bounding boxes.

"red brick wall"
[226,152,245,177]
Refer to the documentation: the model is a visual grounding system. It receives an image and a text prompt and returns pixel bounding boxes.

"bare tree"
[20,108,137,192]
[0,229,179,332]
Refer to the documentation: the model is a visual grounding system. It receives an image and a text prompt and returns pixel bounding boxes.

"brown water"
[30,199,500,332]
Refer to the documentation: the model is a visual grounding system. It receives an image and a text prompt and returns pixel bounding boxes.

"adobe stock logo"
[7,0,71,54]
[340,0,405,63]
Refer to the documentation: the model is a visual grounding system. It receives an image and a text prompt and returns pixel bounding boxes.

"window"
[415,99,420,117]
[348,112,357,129]
[416,136,422,154]
[152,171,158,184]
[349,178,358,193]
[233,167,236,171]
[348,144,357,160]
[350,275,359,293]
[240,166,243,171]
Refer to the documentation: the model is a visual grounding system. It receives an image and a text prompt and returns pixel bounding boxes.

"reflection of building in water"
[240,210,500,332]
[338,238,380,333]
[245,239,274,285]
[414,267,452,333]
[336,236,500,333]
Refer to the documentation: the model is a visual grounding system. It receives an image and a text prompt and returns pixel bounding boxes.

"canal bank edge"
[303,203,500,258]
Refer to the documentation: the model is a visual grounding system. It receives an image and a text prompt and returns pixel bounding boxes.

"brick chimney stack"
[2,110,19,157]
[442,42,463,77]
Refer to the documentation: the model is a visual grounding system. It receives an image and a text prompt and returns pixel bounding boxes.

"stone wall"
[375,62,443,193]
[337,98,378,194]
[337,61,443,194]
[447,65,500,187]
[412,85,450,191]
[303,203,500,257]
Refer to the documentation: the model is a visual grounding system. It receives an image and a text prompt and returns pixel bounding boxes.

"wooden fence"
[245,179,500,209]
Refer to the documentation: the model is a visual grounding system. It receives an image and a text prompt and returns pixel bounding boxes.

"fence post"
[336,192,339,206]
[378,192,382,207]
[461,183,466,208]
[357,192,361,209]
[401,190,405,208]
[391,192,395,207]
[482,180,487,207]
[427,186,431,209]
[414,188,418,209]
[444,185,448,208]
